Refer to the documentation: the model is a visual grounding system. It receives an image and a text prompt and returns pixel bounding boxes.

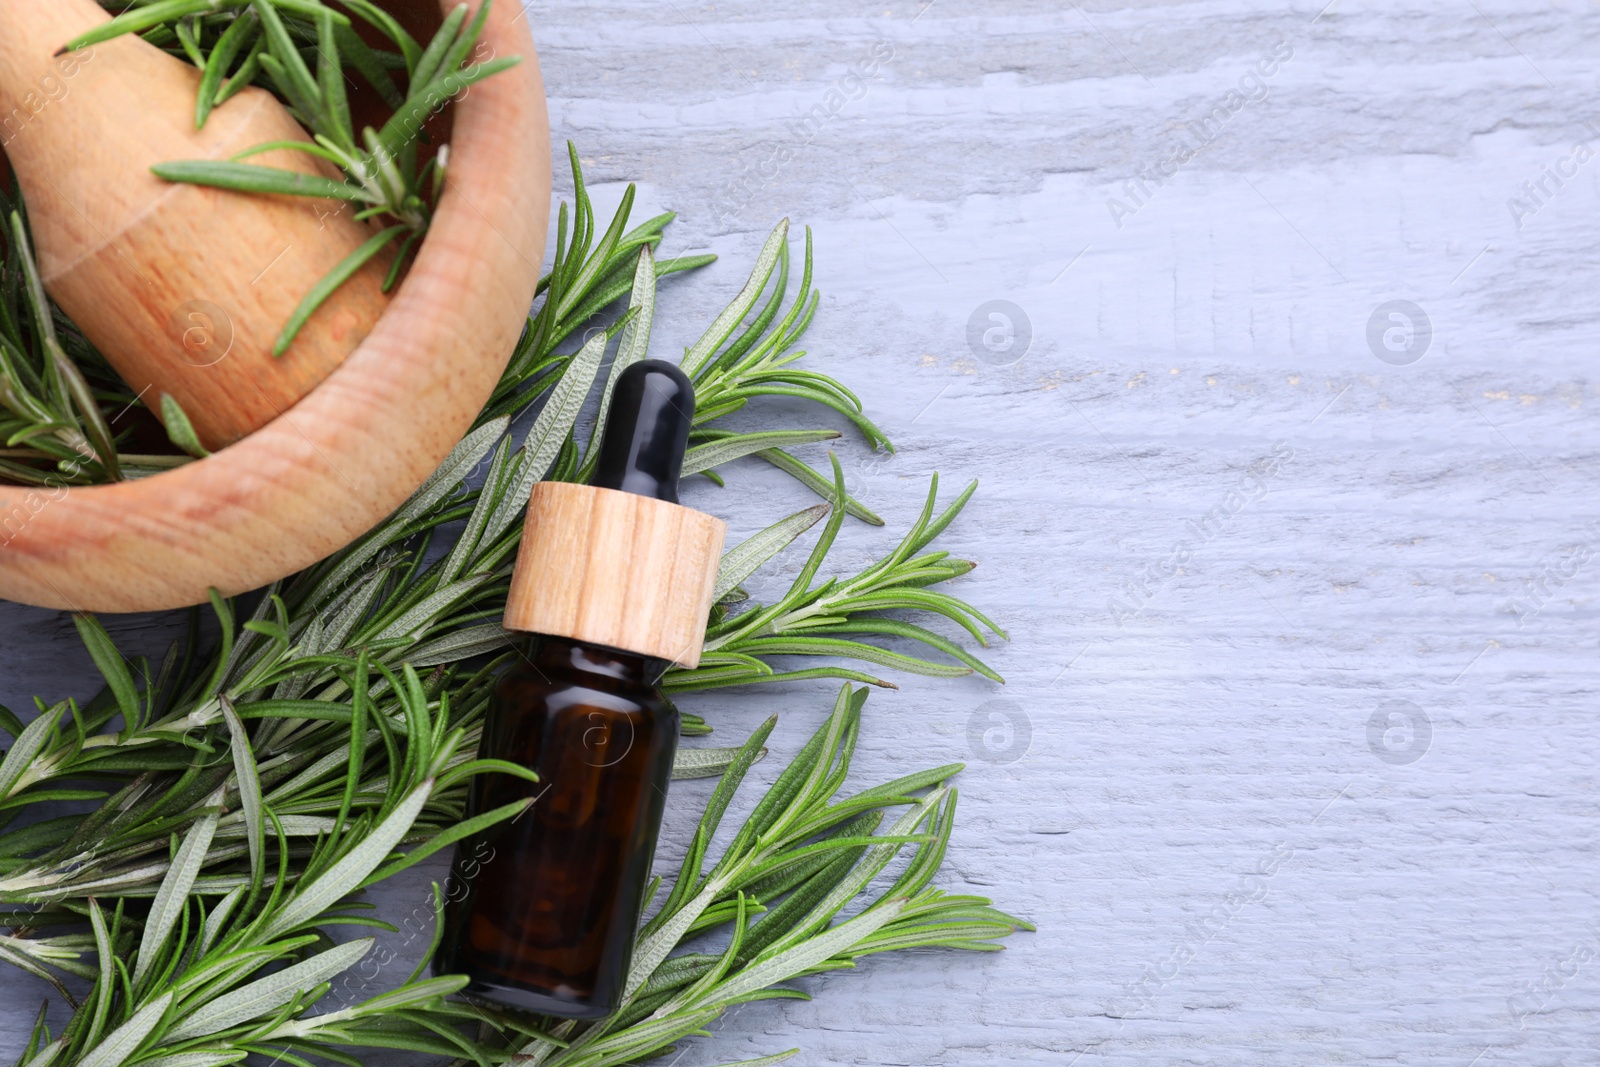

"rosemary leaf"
[195,10,260,129]
[273,224,404,355]
[160,393,211,458]
[683,428,840,476]
[150,160,370,201]
[683,220,789,377]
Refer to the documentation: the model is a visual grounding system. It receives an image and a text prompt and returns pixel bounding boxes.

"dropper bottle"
[436,359,726,1019]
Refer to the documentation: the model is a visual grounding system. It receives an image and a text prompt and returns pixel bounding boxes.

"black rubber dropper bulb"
[590,359,696,503]
[435,358,720,1021]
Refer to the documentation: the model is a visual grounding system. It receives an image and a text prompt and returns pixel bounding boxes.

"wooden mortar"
[0,0,550,611]
[0,0,395,451]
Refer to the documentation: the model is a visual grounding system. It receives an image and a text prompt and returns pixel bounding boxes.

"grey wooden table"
[5,1,1599,1063]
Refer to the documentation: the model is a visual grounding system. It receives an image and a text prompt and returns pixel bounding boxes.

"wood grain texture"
[0,0,550,612]
[5,1,1600,1065]
[0,0,392,449]
[505,482,726,667]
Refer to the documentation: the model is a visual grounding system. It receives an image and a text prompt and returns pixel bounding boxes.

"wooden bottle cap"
[504,481,727,668]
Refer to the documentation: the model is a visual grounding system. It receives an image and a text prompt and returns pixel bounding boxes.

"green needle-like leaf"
[151,160,370,201]
[195,10,259,128]
[0,703,63,804]
[167,938,373,1040]
[683,429,840,476]
[683,220,789,377]
[754,447,883,524]
[517,323,608,488]
[220,696,265,884]
[263,781,431,939]
[160,393,211,459]
[578,245,658,483]
[274,225,405,356]
[62,2,257,53]
[315,13,352,153]
[77,991,173,1067]
[674,745,769,780]
[132,787,222,988]
[713,503,830,602]
[72,614,140,728]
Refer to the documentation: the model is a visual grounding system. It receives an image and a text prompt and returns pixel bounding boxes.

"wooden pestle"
[0,0,391,451]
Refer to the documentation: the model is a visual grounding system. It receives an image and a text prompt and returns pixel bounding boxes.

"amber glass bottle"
[436,360,726,1019]
[436,636,679,1017]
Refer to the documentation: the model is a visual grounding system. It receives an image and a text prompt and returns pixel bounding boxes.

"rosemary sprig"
[9,666,533,1067]
[0,167,1002,899]
[0,164,227,483]
[72,0,522,355]
[479,144,717,429]
[7,685,1028,1067]
[667,459,1006,693]
[492,685,1031,1067]
[0,148,1019,1066]
[0,200,124,485]
[679,219,892,524]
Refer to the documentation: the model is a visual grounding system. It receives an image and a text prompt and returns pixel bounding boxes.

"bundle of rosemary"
[0,3,1029,1064]
[0,180,1028,1060]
